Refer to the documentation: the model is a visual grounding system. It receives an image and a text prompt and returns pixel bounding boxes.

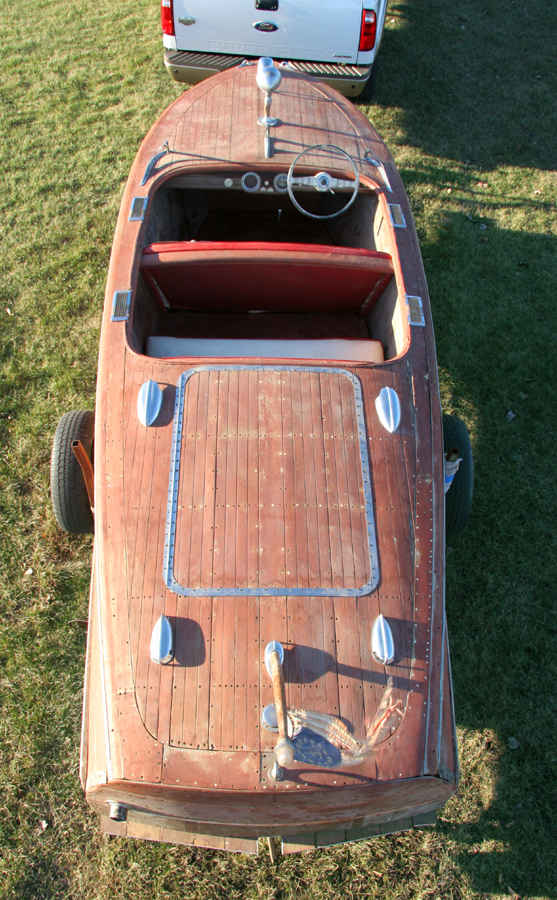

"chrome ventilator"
[256,57,282,159]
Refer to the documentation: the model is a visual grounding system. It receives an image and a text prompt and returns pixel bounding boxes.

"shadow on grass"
[423,210,557,895]
[372,0,557,170]
[10,855,71,900]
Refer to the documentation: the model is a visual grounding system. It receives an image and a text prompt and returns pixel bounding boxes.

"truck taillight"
[359,10,377,51]
[161,0,175,36]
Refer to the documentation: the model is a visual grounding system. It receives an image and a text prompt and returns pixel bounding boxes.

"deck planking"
[111,354,420,760]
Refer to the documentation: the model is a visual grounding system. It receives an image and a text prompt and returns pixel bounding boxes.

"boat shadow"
[373,1,555,172]
[282,639,421,695]
[419,212,557,896]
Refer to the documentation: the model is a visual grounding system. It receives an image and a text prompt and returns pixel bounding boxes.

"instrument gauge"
[241,172,261,192]
[273,173,288,193]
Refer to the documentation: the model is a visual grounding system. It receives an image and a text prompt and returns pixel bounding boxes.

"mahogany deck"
[118,355,416,768]
[81,63,458,844]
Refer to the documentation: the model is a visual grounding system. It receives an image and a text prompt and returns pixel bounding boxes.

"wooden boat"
[51,59,470,856]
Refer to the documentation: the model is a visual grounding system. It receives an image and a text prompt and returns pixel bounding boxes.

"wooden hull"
[80,64,458,853]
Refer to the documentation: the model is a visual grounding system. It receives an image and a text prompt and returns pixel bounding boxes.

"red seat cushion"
[140,241,393,315]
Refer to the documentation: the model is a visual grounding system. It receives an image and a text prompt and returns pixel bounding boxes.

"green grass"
[1,0,556,897]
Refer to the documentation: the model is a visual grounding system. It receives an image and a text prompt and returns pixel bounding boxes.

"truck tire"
[443,414,473,539]
[50,410,95,534]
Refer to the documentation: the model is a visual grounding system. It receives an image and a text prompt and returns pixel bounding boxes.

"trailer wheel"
[443,414,473,539]
[50,410,95,534]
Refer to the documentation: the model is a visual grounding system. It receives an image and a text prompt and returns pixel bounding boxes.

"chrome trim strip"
[436,468,451,775]
[163,365,379,597]
[422,397,438,776]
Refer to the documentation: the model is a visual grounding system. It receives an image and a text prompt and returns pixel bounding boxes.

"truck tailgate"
[173,0,364,64]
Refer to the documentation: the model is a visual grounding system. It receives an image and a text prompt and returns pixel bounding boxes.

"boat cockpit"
[129,152,407,364]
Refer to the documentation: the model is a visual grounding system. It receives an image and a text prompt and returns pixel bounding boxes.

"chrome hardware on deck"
[141,141,170,185]
[110,289,131,322]
[388,203,407,228]
[363,148,393,193]
[256,58,282,159]
[137,380,163,427]
[375,386,401,434]
[372,614,395,665]
[128,196,148,222]
[264,641,294,777]
[150,614,174,665]
[405,294,425,326]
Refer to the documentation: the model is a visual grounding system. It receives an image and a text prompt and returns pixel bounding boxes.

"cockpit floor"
[195,209,333,244]
[155,311,370,341]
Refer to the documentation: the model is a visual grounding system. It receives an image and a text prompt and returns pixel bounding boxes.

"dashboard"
[165,171,364,194]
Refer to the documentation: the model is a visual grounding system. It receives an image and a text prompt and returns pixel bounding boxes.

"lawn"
[0,0,556,897]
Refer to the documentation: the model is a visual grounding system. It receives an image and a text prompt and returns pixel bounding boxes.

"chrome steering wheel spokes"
[287,144,360,220]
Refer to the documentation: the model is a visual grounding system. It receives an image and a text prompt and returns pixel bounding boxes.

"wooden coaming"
[82,65,458,840]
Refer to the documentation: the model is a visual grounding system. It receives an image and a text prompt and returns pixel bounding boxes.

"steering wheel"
[287,143,360,220]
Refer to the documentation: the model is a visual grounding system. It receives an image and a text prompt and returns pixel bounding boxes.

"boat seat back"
[140,241,394,316]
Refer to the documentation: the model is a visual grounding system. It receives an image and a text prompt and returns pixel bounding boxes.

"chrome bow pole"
[256,57,282,159]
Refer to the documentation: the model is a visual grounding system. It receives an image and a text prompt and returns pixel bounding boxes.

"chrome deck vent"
[375,386,401,434]
[111,290,131,322]
[372,614,395,665]
[137,380,163,427]
[388,204,406,228]
[129,196,147,222]
[406,294,425,326]
[150,614,174,665]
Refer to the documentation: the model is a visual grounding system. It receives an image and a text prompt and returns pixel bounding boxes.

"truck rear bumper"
[164,50,372,98]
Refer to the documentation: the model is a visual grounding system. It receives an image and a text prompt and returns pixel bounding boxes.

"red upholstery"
[140,241,394,314]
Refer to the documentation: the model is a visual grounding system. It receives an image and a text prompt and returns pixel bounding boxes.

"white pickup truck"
[162,0,388,100]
